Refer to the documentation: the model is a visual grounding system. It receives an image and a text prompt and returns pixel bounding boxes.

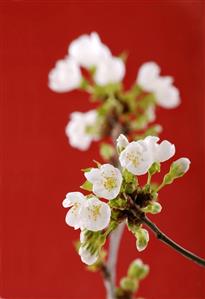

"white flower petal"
[65,205,82,230]
[81,196,111,231]
[137,62,160,92]
[117,134,129,152]
[69,32,111,68]
[156,140,175,162]
[48,57,81,93]
[84,168,101,184]
[79,246,98,265]
[119,141,153,176]
[136,61,180,109]
[85,164,122,200]
[94,56,125,85]
[62,192,85,208]
[65,110,98,151]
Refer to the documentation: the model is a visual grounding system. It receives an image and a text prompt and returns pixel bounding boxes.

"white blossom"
[94,56,125,85]
[117,134,129,152]
[137,61,180,109]
[62,192,86,230]
[69,32,111,68]
[85,164,122,200]
[137,62,160,92]
[80,196,111,231]
[146,105,156,123]
[48,57,82,92]
[119,140,153,175]
[65,110,98,151]
[79,246,98,265]
[63,193,110,232]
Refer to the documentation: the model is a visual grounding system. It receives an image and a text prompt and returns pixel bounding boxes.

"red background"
[0,1,204,299]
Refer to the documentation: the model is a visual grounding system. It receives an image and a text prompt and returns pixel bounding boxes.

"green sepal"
[142,202,162,214]
[80,180,93,192]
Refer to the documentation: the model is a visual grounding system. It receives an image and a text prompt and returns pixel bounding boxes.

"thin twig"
[141,214,205,268]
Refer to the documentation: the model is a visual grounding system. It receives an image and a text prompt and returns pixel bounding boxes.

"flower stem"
[141,214,205,267]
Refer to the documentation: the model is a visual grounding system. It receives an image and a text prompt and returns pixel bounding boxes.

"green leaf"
[80,180,93,192]
[100,143,115,161]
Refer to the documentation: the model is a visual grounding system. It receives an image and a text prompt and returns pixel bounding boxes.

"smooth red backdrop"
[0,1,204,299]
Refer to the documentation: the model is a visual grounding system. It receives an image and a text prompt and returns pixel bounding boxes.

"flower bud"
[142,202,162,214]
[135,228,149,252]
[128,259,150,280]
[116,134,129,153]
[171,158,191,177]
[120,277,139,293]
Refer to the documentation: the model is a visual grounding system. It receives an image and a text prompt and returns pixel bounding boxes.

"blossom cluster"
[48,32,181,151]
[63,134,190,265]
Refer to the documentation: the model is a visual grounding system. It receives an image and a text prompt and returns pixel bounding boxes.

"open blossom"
[63,192,111,232]
[79,246,98,265]
[119,140,153,175]
[85,164,122,200]
[69,32,111,68]
[80,196,111,231]
[48,57,82,92]
[94,56,125,85]
[136,62,180,109]
[65,110,98,151]
[119,135,175,175]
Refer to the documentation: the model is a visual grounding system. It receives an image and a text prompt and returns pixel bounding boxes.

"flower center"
[126,151,141,167]
[89,204,101,221]
[103,176,117,191]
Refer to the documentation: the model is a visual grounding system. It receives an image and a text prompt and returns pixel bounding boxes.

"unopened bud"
[128,258,150,280]
[116,134,129,153]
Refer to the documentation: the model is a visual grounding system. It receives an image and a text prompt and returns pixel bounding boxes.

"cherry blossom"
[48,57,81,92]
[85,164,123,200]
[65,110,98,151]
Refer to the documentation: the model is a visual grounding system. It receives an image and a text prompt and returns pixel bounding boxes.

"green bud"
[135,228,149,252]
[170,158,191,178]
[142,202,162,214]
[120,277,139,293]
[80,180,93,191]
[128,259,150,280]
[148,162,160,176]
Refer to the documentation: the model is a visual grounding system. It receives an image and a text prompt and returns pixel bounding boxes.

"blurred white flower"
[48,57,82,92]
[79,246,98,265]
[69,32,111,68]
[146,105,156,123]
[137,62,160,92]
[94,56,125,85]
[119,140,153,175]
[85,164,122,200]
[80,196,111,231]
[65,110,98,151]
[137,61,180,109]
[62,192,85,230]
[117,134,129,152]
